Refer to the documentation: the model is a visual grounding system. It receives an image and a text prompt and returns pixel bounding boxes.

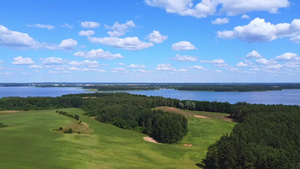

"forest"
[83,85,159,91]
[170,83,300,92]
[203,104,300,169]
[0,92,299,168]
[2,83,300,92]
[83,83,300,92]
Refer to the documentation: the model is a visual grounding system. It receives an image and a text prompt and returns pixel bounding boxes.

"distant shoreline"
[1,83,300,92]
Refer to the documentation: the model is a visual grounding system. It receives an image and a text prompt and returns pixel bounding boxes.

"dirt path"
[143,137,159,144]
[0,111,22,114]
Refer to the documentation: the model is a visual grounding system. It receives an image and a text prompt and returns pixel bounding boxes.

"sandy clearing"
[0,111,23,114]
[194,115,208,118]
[143,137,159,144]
[184,144,193,147]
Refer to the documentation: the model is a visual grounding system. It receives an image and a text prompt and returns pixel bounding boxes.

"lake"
[125,89,300,106]
[0,87,91,98]
[0,87,299,105]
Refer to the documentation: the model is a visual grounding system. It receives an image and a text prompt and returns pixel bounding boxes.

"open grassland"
[0,108,235,169]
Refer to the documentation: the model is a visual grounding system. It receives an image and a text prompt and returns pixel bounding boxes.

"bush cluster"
[56,110,79,120]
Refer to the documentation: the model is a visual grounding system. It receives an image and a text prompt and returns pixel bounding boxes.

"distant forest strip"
[83,85,159,91]
[82,83,300,92]
[1,93,300,168]
[170,83,300,92]
[2,83,300,92]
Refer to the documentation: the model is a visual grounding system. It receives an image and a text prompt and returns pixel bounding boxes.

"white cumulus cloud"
[145,0,289,18]
[79,30,95,36]
[81,21,100,29]
[42,57,66,65]
[88,36,153,51]
[0,25,41,49]
[218,18,300,43]
[74,49,124,59]
[211,18,229,25]
[191,65,206,70]
[221,0,289,16]
[276,52,300,60]
[105,21,135,37]
[156,64,176,71]
[236,62,248,67]
[256,58,272,65]
[173,54,197,61]
[59,38,77,50]
[200,59,227,67]
[127,64,146,68]
[69,67,105,72]
[29,65,43,69]
[172,41,196,51]
[111,67,128,73]
[145,0,218,18]
[266,64,283,69]
[246,50,262,58]
[241,14,250,19]
[27,24,55,30]
[61,23,73,29]
[155,64,187,72]
[69,60,99,67]
[147,30,168,43]
[12,56,34,65]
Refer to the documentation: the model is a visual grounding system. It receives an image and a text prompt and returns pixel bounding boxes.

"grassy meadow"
[0,108,235,169]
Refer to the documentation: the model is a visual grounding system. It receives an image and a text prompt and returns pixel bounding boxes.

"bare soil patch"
[223,116,234,122]
[0,111,23,114]
[184,144,193,147]
[194,115,208,119]
[143,137,159,144]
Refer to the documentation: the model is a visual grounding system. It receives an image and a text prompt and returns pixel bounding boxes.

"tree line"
[83,83,300,92]
[83,85,159,91]
[56,110,79,121]
[170,83,300,92]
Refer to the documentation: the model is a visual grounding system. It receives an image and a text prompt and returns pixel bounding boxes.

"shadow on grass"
[196,163,206,168]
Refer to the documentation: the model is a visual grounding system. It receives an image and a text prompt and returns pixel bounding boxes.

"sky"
[0,0,300,83]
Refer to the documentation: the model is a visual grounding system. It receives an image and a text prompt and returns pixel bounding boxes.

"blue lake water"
[0,87,91,98]
[0,87,300,105]
[124,89,300,106]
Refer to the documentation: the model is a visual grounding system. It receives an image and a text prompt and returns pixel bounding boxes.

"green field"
[0,108,235,169]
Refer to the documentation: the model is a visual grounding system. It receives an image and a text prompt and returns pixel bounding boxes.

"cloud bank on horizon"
[0,0,299,82]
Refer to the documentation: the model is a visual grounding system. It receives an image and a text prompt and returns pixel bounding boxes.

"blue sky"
[0,0,300,82]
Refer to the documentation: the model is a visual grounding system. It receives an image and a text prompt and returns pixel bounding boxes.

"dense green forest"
[83,83,300,92]
[203,110,300,168]
[1,92,300,168]
[83,85,159,91]
[170,83,300,92]
[2,83,300,92]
